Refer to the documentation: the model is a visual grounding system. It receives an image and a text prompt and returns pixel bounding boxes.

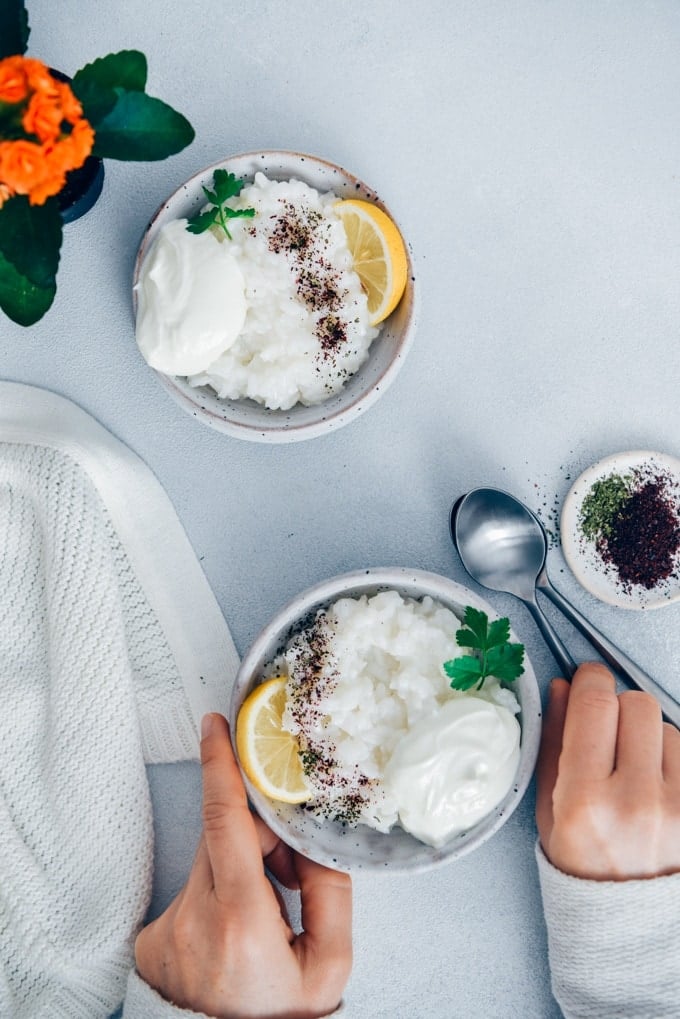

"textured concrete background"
[6,3,680,1016]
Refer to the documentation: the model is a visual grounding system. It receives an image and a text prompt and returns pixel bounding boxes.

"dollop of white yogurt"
[135,218,247,376]
[384,696,521,848]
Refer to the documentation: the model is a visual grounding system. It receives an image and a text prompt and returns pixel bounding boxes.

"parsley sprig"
[443,606,525,691]
[186,169,255,240]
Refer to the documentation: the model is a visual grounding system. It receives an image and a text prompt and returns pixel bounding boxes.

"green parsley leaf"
[213,169,244,203]
[485,642,525,683]
[454,629,483,650]
[224,207,255,220]
[460,605,488,642]
[186,210,220,235]
[444,607,524,691]
[486,616,511,648]
[443,655,483,691]
[185,171,255,240]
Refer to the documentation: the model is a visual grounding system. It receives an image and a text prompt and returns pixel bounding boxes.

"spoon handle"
[538,577,680,729]
[523,594,577,679]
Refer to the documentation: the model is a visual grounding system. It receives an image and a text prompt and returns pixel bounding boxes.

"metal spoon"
[451,487,680,729]
[451,489,576,679]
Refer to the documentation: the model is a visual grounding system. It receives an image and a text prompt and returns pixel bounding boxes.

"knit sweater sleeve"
[122,968,346,1018]
[535,843,680,1018]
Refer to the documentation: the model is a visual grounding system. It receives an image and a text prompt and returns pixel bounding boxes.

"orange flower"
[0,55,29,104]
[55,118,95,172]
[22,58,56,95]
[21,72,87,144]
[0,59,95,205]
[55,80,84,124]
[0,183,14,209]
[0,139,63,205]
[22,89,63,143]
[26,164,66,205]
[0,139,46,190]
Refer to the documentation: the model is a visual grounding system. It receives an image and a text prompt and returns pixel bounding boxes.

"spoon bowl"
[451,489,546,601]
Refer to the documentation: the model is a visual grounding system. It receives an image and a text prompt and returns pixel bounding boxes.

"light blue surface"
[7,3,680,1016]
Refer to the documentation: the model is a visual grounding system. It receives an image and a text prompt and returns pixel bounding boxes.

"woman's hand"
[536,662,680,881]
[135,713,352,1018]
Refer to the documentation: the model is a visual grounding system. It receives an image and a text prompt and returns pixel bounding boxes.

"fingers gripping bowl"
[229,568,541,873]
[133,151,417,443]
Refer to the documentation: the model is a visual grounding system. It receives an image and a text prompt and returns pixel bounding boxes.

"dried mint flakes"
[580,473,632,540]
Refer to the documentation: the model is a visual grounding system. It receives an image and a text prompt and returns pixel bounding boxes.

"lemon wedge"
[236,677,311,803]
[335,199,408,325]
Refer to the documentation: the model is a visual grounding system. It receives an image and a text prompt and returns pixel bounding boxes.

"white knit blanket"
[0,383,239,1019]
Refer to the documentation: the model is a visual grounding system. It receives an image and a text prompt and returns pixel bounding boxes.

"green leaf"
[0,0,29,58]
[186,209,218,234]
[73,51,149,128]
[212,169,244,203]
[73,50,147,94]
[0,196,62,288]
[0,249,56,326]
[486,617,511,649]
[485,643,525,684]
[71,78,118,127]
[455,629,482,650]
[185,170,254,239]
[444,656,484,692]
[446,606,525,691]
[224,206,255,219]
[461,606,489,645]
[91,90,195,160]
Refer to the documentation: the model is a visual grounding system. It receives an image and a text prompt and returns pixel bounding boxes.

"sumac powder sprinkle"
[599,479,680,589]
[580,466,680,590]
[316,314,347,355]
[265,200,350,365]
[268,203,321,254]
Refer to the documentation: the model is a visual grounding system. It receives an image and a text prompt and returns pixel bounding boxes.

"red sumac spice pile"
[580,466,680,591]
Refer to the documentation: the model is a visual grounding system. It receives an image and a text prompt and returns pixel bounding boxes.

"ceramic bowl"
[133,151,417,443]
[561,450,680,609]
[229,567,541,874]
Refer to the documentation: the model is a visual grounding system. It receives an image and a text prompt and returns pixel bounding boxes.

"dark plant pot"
[57,156,105,224]
[50,68,105,224]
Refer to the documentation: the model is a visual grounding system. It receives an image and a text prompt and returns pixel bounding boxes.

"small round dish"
[133,151,417,443]
[228,567,541,874]
[561,450,680,610]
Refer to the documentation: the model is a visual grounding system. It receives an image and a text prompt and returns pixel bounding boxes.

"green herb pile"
[443,606,525,691]
[580,472,632,541]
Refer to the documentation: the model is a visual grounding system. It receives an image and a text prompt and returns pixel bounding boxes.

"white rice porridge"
[273,590,521,845]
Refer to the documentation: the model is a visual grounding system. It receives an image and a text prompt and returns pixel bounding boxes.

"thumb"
[200,713,265,898]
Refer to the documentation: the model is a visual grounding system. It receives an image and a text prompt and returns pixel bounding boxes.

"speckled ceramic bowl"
[133,151,417,443]
[229,568,541,874]
[561,450,680,609]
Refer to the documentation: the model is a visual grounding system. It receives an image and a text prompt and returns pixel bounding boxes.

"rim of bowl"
[229,566,542,874]
[132,150,418,443]
[561,450,680,610]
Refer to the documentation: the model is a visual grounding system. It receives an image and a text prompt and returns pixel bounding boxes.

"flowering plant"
[0,58,95,208]
[0,0,194,326]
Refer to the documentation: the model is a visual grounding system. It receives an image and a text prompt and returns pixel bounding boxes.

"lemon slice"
[236,677,311,803]
[335,199,408,325]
